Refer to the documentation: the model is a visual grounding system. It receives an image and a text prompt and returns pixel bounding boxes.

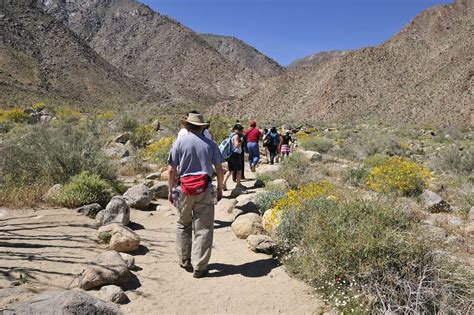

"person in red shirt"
[244,120,262,172]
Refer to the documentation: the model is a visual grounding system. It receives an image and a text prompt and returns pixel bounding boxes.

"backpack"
[269,133,279,145]
[263,134,272,147]
[219,132,236,160]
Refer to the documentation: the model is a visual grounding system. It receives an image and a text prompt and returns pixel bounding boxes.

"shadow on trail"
[214,220,231,229]
[208,258,279,278]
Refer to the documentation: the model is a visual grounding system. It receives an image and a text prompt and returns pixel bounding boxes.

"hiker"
[233,123,246,181]
[281,129,293,159]
[262,128,269,158]
[244,119,262,172]
[177,111,213,140]
[267,127,280,165]
[168,113,224,278]
[223,124,245,191]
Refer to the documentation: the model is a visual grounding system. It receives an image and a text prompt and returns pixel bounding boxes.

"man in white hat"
[168,113,224,278]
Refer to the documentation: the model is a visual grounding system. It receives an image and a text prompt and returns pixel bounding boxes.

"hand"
[168,192,174,203]
[217,189,223,202]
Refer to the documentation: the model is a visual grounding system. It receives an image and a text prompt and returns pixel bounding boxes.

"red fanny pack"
[180,174,209,196]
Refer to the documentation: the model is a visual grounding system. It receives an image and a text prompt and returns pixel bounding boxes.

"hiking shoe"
[193,269,209,278]
[180,259,193,272]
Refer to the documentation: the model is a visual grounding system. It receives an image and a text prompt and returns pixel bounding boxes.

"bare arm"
[168,165,177,203]
[214,163,224,201]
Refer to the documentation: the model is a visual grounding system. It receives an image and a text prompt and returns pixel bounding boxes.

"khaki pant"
[176,189,214,271]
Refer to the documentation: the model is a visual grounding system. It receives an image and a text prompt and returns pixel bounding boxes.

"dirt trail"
[0,164,325,314]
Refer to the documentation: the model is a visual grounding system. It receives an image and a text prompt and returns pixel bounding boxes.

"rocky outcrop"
[123,184,152,210]
[231,213,265,239]
[97,197,131,226]
[79,251,130,290]
[98,223,141,253]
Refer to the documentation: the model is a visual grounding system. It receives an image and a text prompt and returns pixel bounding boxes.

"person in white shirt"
[177,111,213,140]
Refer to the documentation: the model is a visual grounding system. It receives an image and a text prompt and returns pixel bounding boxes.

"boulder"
[253,178,265,188]
[160,170,171,181]
[231,213,265,239]
[423,225,448,239]
[43,184,62,203]
[123,184,152,210]
[256,164,280,176]
[268,179,290,191]
[247,235,276,254]
[113,132,132,144]
[235,194,259,214]
[98,224,140,253]
[118,253,135,269]
[301,150,322,162]
[421,190,451,213]
[143,179,155,188]
[7,290,122,314]
[76,203,102,218]
[104,143,130,159]
[151,119,161,131]
[100,285,128,304]
[216,198,237,214]
[262,208,281,233]
[146,172,161,180]
[79,251,130,290]
[99,197,130,226]
[150,182,169,199]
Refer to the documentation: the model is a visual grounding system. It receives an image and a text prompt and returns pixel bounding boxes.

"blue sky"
[140,0,452,66]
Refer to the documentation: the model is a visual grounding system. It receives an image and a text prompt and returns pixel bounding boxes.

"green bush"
[208,116,232,144]
[300,136,334,153]
[56,172,112,208]
[275,152,311,187]
[276,198,473,314]
[433,146,474,175]
[344,165,369,187]
[118,116,139,132]
[0,123,116,205]
[131,124,155,147]
[255,191,286,215]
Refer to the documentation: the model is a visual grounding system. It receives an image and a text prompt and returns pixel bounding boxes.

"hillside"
[213,0,473,126]
[287,51,346,70]
[200,34,284,78]
[0,1,148,107]
[35,0,264,105]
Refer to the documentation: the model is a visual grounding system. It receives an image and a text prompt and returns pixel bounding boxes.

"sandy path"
[0,164,325,314]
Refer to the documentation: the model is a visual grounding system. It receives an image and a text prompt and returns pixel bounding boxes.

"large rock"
[216,198,237,214]
[79,251,130,290]
[301,150,322,162]
[100,285,128,304]
[421,190,451,213]
[43,184,62,203]
[99,197,130,226]
[231,213,265,239]
[247,235,276,254]
[256,164,280,176]
[113,132,132,144]
[268,179,290,191]
[151,119,161,131]
[104,143,130,159]
[119,253,135,269]
[76,203,102,218]
[6,290,122,314]
[146,172,161,180]
[98,224,140,253]
[123,184,152,210]
[150,182,169,199]
[235,194,259,214]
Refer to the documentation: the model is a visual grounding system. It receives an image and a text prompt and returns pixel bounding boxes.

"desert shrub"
[0,108,29,123]
[56,171,112,208]
[31,102,46,111]
[300,135,334,153]
[276,198,473,314]
[119,116,139,132]
[433,146,474,175]
[362,153,389,168]
[434,124,464,142]
[274,152,311,187]
[54,107,82,122]
[96,111,114,121]
[367,157,432,196]
[339,130,406,160]
[0,121,13,133]
[144,136,175,165]
[255,191,286,215]
[208,116,232,144]
[344,165,369,187]
[131,124,155,147]
[0,123,116,205]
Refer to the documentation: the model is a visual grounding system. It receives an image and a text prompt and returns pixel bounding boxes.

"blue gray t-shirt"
[168,131,224,177]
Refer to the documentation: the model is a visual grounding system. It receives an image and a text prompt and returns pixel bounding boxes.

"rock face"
[0,1,145,107]
[247,235,276,254]
[79,251,130,290]
[150,182,169,200]
[231,213,265,239]
[100,285,128,304]
[214,0,473,127]
[98,224,141,253]
[123,184,152,210]
[421,190,451,213]
[76,203,103,218]
[6,290,122,314]
[99,197,131,226]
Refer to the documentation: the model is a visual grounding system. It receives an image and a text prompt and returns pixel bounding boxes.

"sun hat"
[180,113,210,126]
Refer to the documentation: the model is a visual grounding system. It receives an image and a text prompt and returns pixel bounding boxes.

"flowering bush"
[144,136,175,165]
[263,181,334,232]
[132,124,155,147]
[0,108,29,123]
[367,157,432,196]
[55,107,82,122]
[96,111,113,121]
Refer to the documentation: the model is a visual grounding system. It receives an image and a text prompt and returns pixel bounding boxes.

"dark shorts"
[227,152,243,171]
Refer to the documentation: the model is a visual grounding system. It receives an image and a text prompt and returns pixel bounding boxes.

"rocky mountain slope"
[287,51,346,70]
[35,0,275,105]
[0,1,148,107]
[214,0,473,126]
[200,34,284,78]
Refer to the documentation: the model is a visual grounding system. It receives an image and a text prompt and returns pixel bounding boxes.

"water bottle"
[172,186,181,208]
[211,184,218,205]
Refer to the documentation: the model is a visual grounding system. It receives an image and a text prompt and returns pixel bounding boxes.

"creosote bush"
[300,135,334,153]
[275,198,473,314]
[367,157,432,196]
[56,171,112,208]
[433,146,474,175]
[274,152,312,187]
[0,123,116,206]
